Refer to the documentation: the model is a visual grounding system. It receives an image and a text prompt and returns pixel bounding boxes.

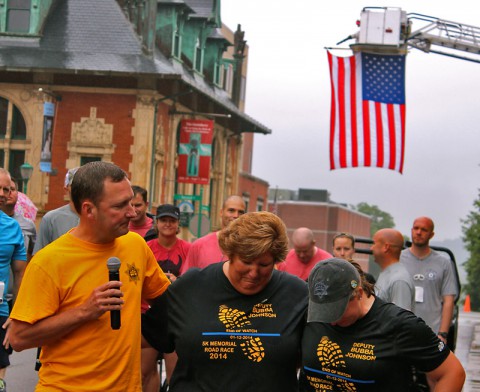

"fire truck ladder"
[407,13,480,64]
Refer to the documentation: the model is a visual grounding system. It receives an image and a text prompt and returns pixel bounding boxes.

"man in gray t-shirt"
[371,228,415,312]
[400,217,458,344]
[33,168,79,255]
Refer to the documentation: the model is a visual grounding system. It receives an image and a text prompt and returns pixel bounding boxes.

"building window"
[8,149,25,182]
[194,38,203,72]
[80,156,101,166]
[172,14,182,59]
[242,194,250,212]
[173,29,181,58]
[0,98,8,138]
[0,96,28,179]
[214,48,225,86]
[6,0,31,33]
[257,198,264,211]
[214,60,221,85]
[12,105,26,139]
[223,63,234,96]
[0,97,26,140]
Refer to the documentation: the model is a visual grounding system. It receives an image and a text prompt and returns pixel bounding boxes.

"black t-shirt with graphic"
[163,262,307,392]
[300,297,450,392]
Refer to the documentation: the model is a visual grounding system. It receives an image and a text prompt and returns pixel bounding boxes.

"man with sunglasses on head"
[400,217,458,344]
[400,217,459,391]
[1,177,36,261]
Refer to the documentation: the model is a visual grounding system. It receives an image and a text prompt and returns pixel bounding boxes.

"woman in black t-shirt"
[300,258,465,392]
[143,211,308,392]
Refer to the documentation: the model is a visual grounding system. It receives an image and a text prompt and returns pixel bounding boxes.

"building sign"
[40,102,55,173]
[178,200,194,227]
[177,119,214,184]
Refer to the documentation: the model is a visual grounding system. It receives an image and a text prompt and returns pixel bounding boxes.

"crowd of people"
[0,161,466,391]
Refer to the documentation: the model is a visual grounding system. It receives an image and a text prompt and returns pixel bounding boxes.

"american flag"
[328,51,406,173]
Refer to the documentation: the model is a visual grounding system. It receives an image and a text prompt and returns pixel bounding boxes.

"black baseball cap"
[156,204,180,220]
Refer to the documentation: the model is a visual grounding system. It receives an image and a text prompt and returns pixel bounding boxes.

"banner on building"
[177,119,214,184]
[328,51,406,173]
[40,102,55,173]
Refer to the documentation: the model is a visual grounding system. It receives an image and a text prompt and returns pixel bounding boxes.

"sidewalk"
[459,311,480,391]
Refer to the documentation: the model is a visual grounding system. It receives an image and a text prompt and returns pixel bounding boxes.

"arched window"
[0,97,26,140]
[0,98,8,138]
[0,96,28,180]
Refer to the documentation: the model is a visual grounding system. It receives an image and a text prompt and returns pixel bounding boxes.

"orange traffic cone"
[464,294,471,312]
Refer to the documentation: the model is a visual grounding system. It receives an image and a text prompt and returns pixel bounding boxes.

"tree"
[352,202,395,237]
[462,190,480,311]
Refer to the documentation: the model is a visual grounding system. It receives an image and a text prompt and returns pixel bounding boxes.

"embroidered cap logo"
[313,281,329,299]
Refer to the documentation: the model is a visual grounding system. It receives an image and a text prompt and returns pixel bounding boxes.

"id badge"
[0,281,4,304]
[415,286,424,303]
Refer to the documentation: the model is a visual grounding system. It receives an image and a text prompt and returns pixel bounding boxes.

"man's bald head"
[411,216,435,248]
[220,195,246,229]
[292,227,314,245]
[292,227,316,264]
[377,228,404,249]
[371,228,404,268]
[413,216,434,232]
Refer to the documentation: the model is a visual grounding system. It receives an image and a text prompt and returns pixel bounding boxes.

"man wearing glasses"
[0,168,27,392]
[0,178,36,261]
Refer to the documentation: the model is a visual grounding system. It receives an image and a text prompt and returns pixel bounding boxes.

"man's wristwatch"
[438,332,448,339]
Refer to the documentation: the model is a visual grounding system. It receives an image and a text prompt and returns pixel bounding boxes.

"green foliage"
[462,190,480,311]
[353,202,395,237]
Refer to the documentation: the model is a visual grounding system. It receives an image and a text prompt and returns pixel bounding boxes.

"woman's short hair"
[218,211,288,263]
[332,232,356,247]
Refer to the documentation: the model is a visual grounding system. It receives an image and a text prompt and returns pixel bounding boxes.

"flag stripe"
[387,104,396,170]
[328,51,406,173]
[398,105,404,172]
[349,55,358,167]
[328,52,336,170]
[338,56,347,167]
[375,101,384,168]
[363,100,371,167]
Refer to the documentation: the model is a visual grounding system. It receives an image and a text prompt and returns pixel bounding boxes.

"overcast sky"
[222,0,480,242]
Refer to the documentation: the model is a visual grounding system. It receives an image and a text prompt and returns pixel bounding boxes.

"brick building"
[270,188,372,271]
[0,0,270,233]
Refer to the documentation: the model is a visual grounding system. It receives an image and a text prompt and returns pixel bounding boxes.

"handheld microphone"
[106,257,121,330]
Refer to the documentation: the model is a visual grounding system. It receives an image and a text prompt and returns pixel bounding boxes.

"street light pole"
[20,162,34,194]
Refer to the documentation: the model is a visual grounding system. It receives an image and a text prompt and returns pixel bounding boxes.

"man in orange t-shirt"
[10,162,170,392]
